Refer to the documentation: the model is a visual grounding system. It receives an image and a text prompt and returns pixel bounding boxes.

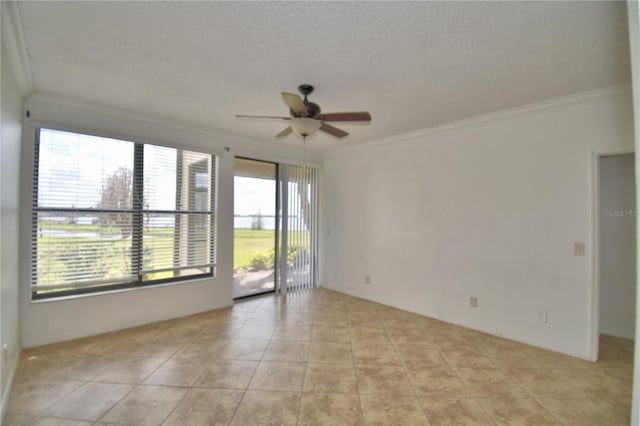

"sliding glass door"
[233,158,278,298]
[233,157,319,299]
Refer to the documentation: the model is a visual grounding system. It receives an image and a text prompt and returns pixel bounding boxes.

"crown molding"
[1,1,34,95]
[324,84,632,157]
[26,92,319,164]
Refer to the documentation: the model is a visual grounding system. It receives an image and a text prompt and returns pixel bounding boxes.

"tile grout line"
[228,299,279,426]
[472,342,568,425]
[444,339,520,426]
[94,381,142,424]
[419,331,496,425]
[295,338,310,426]
[346,309,368,426]
[385,318,442,426]
[385,320,433,424]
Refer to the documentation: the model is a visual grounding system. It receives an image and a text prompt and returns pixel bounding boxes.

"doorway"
[598,153,637,341]
[233,158,278,299]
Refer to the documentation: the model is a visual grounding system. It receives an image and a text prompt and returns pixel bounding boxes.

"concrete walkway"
[233,269,275,298]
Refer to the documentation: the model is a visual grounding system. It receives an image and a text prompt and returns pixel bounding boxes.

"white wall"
[1,41,24,417]
[19,94,317,347]
[599,154,636,339]
[321,87,634,360]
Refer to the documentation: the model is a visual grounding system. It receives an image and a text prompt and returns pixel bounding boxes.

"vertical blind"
[279,164,319,293]
[32,128,216,298]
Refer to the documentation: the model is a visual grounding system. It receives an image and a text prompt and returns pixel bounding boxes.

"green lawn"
[233,229,312,270]
[234,229,275,269]
[34,223,307,294]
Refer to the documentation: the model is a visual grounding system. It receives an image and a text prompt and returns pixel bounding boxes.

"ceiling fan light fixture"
[236,84,370,139]
[290,117,321,137]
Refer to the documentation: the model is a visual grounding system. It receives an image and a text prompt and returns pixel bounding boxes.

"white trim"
[21,300,228,349]
[1,1,34,95]
[588,150,600,362]
[27,119,227,157]
[28,92,247,143]
[588,146,635,362]
[0,347,20,424]
[627,0,640,423]
[26,92,314,160]
[325,85,632,157]
[29,275,216,305]
[0,52,3,421]
[26,115,321,169]
[322,284,594,361]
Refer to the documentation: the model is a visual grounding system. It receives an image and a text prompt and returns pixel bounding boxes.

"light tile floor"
[4,288,634,425]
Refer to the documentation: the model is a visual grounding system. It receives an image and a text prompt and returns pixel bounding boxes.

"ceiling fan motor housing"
[296,84,321,118]
[303,102,321,118]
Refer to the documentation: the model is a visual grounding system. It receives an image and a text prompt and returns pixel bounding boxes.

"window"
[32,128,216,299]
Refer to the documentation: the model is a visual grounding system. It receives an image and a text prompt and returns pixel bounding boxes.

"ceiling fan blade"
[275,126,292,138]
[317,112,371,122]
[282,92,308,115]
[320,122,349,138]
[235,115,291,120]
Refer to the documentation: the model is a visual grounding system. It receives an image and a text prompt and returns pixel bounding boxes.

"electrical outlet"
[364,275,371,284]
[574,242,586,256]
[3,344,8,361]
[470,297,478,308]
[539,310,548,323]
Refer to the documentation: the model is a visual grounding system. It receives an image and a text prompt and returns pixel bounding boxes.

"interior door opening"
[233,158,278,299]
[598,153,637,344]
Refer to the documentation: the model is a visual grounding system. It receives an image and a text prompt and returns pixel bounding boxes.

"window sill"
[30,275,217,304]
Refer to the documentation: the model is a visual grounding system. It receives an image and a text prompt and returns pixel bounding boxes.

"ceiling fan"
[236,84,371,139]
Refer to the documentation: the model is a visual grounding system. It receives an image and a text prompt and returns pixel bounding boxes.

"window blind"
[141,145,215,281]
[31,128,216,299]
[280,164,319,293]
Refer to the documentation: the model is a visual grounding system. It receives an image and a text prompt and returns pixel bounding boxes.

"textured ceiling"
[16,1,630,153]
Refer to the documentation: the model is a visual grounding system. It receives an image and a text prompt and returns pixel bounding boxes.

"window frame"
[31,128,217,300]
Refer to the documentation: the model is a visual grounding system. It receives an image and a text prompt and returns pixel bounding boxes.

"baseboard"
[1,347,21,424]
[320,283,593,361]
[22,300,231,348]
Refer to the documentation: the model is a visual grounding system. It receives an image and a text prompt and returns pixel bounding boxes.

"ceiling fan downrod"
[298,84,314,102]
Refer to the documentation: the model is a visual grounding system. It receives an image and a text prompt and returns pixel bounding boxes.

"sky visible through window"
[234,176,276,230]
[234,176,276,216]
[233,177,311,231]
[38,129,177,211]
